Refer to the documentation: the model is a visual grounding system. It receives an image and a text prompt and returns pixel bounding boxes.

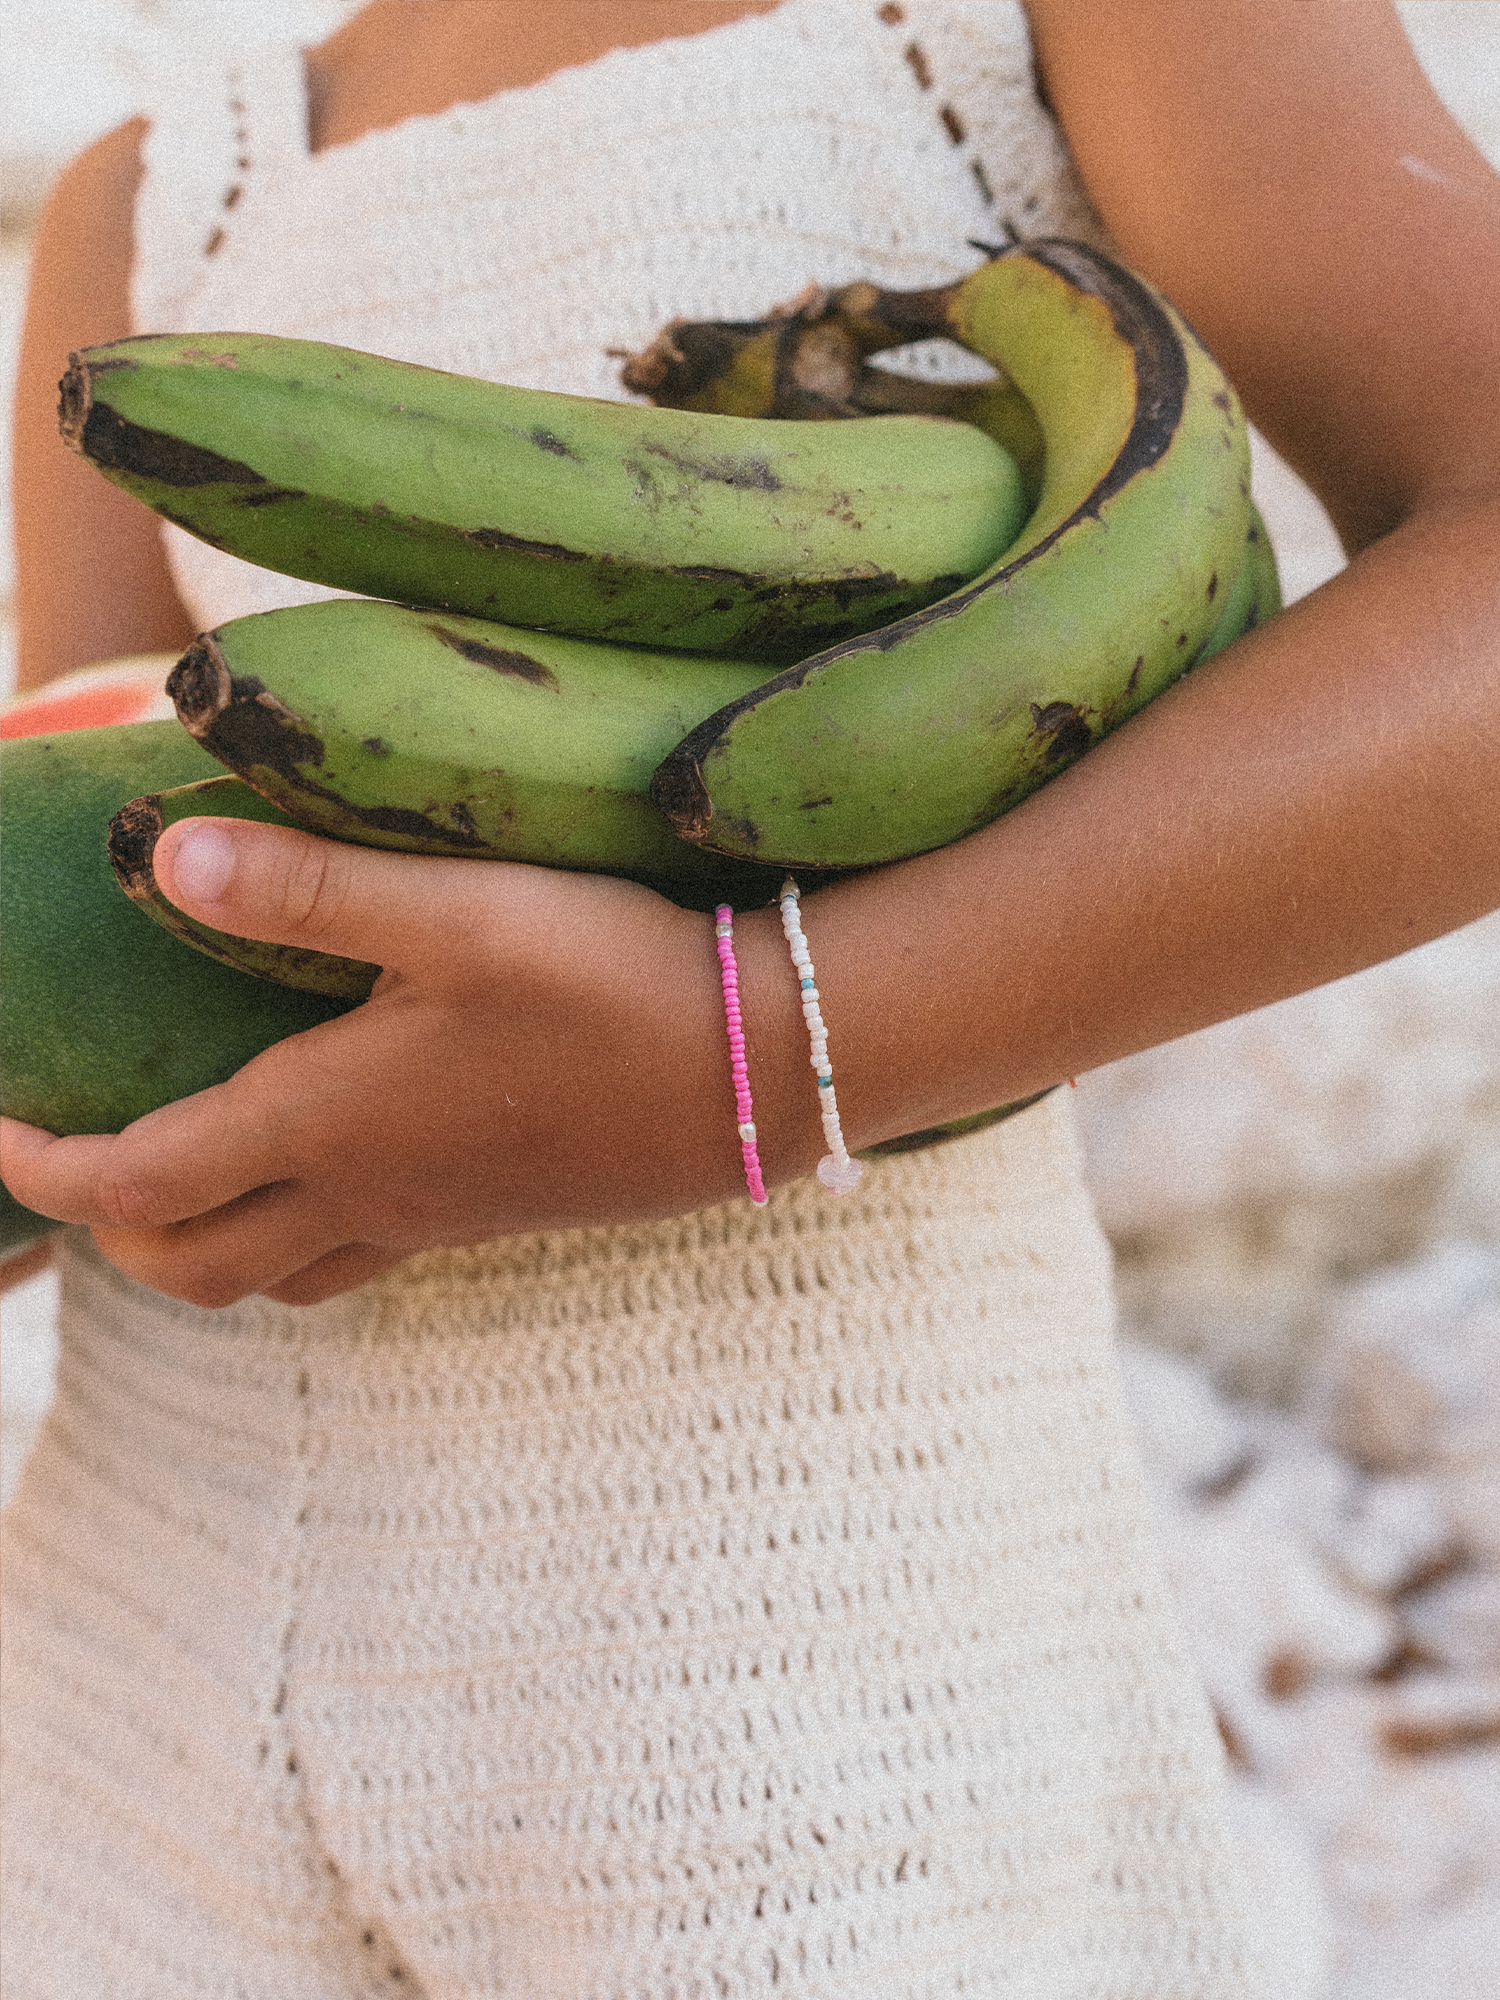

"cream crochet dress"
[3,5,1290,1994]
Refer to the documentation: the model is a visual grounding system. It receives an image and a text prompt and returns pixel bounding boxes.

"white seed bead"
[779,877,861,1196]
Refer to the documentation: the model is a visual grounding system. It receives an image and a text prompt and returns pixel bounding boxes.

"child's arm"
[11,120,198,689]
[4,0,1498,1309]
[1026,0,1499,554]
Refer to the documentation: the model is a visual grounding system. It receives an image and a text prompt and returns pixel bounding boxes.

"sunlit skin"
[5,0,1499,1307]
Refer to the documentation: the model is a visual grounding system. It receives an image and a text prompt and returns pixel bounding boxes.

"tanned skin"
[5,0,1499,1309]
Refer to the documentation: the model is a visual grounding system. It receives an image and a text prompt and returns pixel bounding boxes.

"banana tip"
[166,635,232,738]
[650,752,714,842]
[106,794,165,901]
[57,354,90,453]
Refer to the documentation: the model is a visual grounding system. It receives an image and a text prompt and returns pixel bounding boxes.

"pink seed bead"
[715,907,768,1205]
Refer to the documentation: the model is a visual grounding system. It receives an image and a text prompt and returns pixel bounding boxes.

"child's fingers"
[152,816,504,968]
[0,1080,299,1232]
[89,1181,349,1309]
[0,1117,210,1230]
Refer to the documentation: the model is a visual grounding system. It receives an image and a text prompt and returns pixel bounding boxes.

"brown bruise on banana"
[1028,700,1093,766]
[648,242,1195,853]
[69,399,272,490]
[464,524,591,563]
[460,516,940,659]
[526,426,582,461]
[636,443,782,493]
[679,574,947,664]
[62,350,309,502]
[423,622,559,689]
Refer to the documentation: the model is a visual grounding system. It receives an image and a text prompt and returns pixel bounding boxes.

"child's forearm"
[13,121,198,691]
[729,0,1500,1170]
[735,489,1500,1170]
[4,489,1493,1308]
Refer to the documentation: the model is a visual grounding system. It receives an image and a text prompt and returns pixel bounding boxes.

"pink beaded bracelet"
[715,906,768,1206]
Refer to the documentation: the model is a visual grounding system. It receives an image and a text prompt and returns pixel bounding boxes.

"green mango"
[1,722,357,1250]
[1,1180,56,1258]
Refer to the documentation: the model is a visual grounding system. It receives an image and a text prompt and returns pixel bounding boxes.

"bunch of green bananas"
[1,239,1277,1216]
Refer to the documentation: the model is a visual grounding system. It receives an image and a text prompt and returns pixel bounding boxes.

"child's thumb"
[153,816,456,966]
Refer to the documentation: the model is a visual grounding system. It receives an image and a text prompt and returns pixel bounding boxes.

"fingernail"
[171,821,237,905]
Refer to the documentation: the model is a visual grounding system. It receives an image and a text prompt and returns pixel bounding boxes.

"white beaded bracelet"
[779,877,864,1196]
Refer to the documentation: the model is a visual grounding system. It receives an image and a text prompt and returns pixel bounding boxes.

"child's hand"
[0,819,813,1307]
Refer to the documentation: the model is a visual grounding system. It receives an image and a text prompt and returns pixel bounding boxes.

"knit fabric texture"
[3,1101,1275,1996]
[4,6,1291,1994]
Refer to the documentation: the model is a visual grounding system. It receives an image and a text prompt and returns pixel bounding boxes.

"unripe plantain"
[59,334,1026,661]
[648,243,1257,868]
[1194,504,1281,666]
[165,599,809,909]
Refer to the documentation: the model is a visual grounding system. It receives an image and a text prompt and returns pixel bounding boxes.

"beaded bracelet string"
[714,905,769,1206]
[779,877,864,1196]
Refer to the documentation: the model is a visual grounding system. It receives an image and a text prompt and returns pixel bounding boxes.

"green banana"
[140,504,1275,999]
[1195,503,1281,664]
[620,289,1048,509]
[164,598,809,910]
[107,774,381,1001]
[648,242,1254,867]
[60,333,1026,662]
